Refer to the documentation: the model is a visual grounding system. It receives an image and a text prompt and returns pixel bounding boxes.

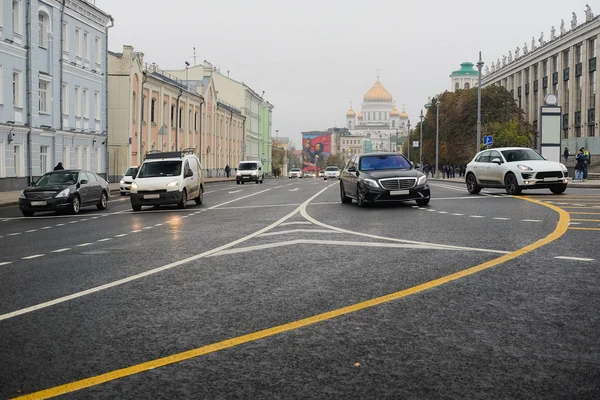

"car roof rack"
[144,148,196,160]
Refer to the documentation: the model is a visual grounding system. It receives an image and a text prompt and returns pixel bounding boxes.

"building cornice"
[65,0,112,32]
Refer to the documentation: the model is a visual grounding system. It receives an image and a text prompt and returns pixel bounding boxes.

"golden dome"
[357,111,364,119]
[390,108,400,117]
[346,108,356,117]
[400,109,409,118]
[363,80,393,103]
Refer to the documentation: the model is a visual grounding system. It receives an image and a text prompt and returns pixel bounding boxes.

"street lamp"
[435,98,440,179]
[407,119,411,162]
[476,51,484,153]
[419,110,424,172]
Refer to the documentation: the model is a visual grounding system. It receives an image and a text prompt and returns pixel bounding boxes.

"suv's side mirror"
[79,179,88,185]
[491,158,503,164]
[259,167,262,171]
[347,166,356,173]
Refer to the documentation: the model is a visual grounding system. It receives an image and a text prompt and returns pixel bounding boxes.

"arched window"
[392,120,396,128]
[455,82,460,91]
[170,104,175,127]
[38,10,50,48]
[464,82,470,89]
[150,98,156,123]
[132,92,137,122]
[348,120,352,128]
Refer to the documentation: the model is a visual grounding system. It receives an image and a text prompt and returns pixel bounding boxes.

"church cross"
[376,69,380,80]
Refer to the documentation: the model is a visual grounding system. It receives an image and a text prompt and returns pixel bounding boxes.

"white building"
[344,77,409,154]
[450,62,479,91]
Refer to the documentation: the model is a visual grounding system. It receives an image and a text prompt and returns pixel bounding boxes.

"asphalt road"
[0,178,599,399]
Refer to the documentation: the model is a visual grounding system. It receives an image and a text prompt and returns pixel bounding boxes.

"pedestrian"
[225,164,231,178]
[563,147,570,163]
[574,149,585,182]
[582,147,591,181]
[54,162,64,171]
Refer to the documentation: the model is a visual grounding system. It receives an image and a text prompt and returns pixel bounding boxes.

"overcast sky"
[97,0,592,146]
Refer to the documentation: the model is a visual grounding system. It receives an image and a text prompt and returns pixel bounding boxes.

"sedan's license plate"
[544,177,559,182]
[144,194,160,199]
[390,190,409,196]
[30,201,47,206]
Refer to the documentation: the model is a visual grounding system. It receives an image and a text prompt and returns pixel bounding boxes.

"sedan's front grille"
[535,171,563,179]
[379,178,416,190]
[26,191,57,200]
[137,190,167,194]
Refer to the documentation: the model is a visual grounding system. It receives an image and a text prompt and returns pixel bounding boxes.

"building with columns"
[482,8,600,155]
[450,62,479,91]
[344,77,409,155]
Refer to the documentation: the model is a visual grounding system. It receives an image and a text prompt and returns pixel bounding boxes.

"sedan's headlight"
[131,182,138,190]
[19,190,26,199]
[166,180,179,189]
[120,179,125,184]
[560,163,568,171]
[362,178,379,188]
[56,188,70,198]
[417,175,428,185]
[517,164,533,171]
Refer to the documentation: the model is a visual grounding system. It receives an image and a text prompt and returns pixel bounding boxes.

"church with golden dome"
[345,76,409,153]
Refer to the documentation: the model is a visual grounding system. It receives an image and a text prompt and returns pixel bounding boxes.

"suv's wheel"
[71,195,81,214]
[466,173,481,194]
[357,184,367,207]
[504,173,522,195]
[340,183,352,204]
[97,191,108,210]
[416,197,430,206]
[178,190,187,209]
[132,204,142,212]
[550,184,567,194]
[195,188,204,205]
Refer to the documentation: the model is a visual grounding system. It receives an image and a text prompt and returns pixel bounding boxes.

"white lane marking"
[56,223,66,226]
[80,219,89,222]
[52,248,71,253]
[143,227,153,230]
[130,230,142,233]
[0,261,13,266]
[418,207,427,210]
[207,188,272,210]
[41,226,52,230]
[280,221,313,226]
[91,217,99,220]
[7,233,22,236]
[493,217,511,220]
[154,223,163,227]
[451,213,464,216]
[568,222,581,225]
[521,219,542,222]
[554,256,595,262]
[437,211,448,214]
[470,215,485,218]
[427,209,437,212]
[115,234,128,238]
[25,229,38,233]
[97,238,112,242]
[228,190,243,194]
[76,243,93,247]
[210,204,300,210]
[210,239,510,258]
[204,191,215,194]
[69,221,78,224]
[258,229,340,237]
[22,254,44,260]
[289,188,300,192]
[0,185,332,322]
[310,202,342,206]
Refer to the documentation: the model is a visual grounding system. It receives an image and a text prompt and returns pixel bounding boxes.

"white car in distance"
[288,168,303,178]
[324,166,340,180]
[465,147,569,195]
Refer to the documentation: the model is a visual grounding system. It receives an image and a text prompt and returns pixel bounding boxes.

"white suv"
[465,147,568,195]
[130,149,204,211]
[324,166,340,180]
[288,168,303,178]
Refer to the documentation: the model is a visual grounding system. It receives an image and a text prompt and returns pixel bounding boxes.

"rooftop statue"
[585,5,594,22]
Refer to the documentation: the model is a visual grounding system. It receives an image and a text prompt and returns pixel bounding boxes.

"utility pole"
[435,99,440,179]
[477,51,484,153]
[419,110,424,172]
[407,119,411,162]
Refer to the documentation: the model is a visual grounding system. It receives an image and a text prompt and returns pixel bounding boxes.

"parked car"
[18,169,110,216]
[289,168,303,178]
[324,166,340,180]
[119,165,139,195]
[339,153,430,207]
[465,147,569,195]
[236,160,264,184]
[319,170,325,177]
[130,149,204,211]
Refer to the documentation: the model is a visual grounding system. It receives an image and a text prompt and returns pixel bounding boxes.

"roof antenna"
[193,47,196,66]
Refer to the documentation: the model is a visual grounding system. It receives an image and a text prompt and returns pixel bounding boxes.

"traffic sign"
[158,124,168,136]
[483,136,493,146]
[412,141,419,148]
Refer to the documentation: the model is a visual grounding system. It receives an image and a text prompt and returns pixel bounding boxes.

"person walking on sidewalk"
[563,147,570,163]
[574,149,585,182]
[583,148,591,181]
[225,164,231,178]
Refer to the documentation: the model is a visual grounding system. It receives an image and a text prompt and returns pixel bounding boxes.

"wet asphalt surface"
[0,178,599,399]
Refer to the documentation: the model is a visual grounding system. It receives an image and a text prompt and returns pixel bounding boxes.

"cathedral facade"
[344,78,409,155]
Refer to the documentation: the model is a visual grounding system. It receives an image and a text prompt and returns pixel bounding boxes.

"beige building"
[482,10,600,155]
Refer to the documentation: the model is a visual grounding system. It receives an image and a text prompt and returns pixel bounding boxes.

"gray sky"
[97,0,592,146]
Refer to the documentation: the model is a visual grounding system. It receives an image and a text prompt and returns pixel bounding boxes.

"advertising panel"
[302,133,332,172]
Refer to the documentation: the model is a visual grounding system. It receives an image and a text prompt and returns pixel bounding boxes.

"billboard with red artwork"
[301,133,332,173]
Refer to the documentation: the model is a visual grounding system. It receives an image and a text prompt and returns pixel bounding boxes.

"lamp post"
[476,51,484,153]
[419,110,424,172]
[435,98,440,179]
[407,119,411,162]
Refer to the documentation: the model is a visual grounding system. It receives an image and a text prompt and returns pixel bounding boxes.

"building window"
[188,110,192,131]
[14,144,23,177]
[12,71,21,108]
[150,98,156,122]
[94,37,100,64]
[464,82,470,89]
[179,107,183,128]
[82,146,89,169]
[62,145,70,168]
[94,91,100,120]
[170,104,175,127]
[576,45,582,64]
[591,37,598,59]
[38,12,50,48]
[76,146,82,168]
[0,142,4,178]
[141,95,146,122]
[563,49,570,68]
[83,32,89,60]
[590,71,597,109]
[75,86,81,117]
[40,146,49,174]
[62,22,68,52]
[533,64,538,80]
[12,0,21,35]
[563,80,570,114]
[75,28,81,57]
[83,89,89,118]
[39,79,49,114]
[132,92,137,122]
[96,147,102,173]
[576,76,582,112]
[194,111,198,131]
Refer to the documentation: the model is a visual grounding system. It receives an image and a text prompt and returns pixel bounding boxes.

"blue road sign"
[483,136,493,146]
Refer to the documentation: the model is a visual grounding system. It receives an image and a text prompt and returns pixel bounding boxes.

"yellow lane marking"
[571,218,600,222]
[568,227,600,231]
[13,197,570,400]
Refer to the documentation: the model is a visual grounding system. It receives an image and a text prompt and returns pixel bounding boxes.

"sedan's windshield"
[326,167,339,171]
[125,167,139,177]
[359,155,411,171]
[501,149,545,162]
[34,171,78,186]
[238,162,258,171]
[137,161,182,178]
[291,168,301,172]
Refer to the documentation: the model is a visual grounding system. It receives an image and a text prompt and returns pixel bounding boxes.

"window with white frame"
[94,91,100,120]
[96,147,102,173]
[62,145,70,168]
[39,78,50,114]
[62,83,69,115]
[76,146,82,168]
[13,144,23,177]
[83,32,89,60]
[38,11,50,48]
[83,88,88,118]
[94,37,100,64]
[75,86,81,117]
[75,28,81,57]
[62,22,68,53]
[82,146,89,169]
[0,142,5,178]
[40,145,49,174]
[12,0,21,35]
[12,71,22,108]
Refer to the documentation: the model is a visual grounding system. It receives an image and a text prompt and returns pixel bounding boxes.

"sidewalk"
[429,177,600,189]
[0,177,237,208]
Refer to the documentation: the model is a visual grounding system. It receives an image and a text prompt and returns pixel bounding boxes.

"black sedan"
[18,170,110,216]
[339,153,430,207]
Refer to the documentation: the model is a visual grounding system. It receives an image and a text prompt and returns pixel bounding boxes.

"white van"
[236,160,264,184]
[130,149,204,211]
